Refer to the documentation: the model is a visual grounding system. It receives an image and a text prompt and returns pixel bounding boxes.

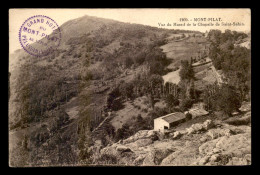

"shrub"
[124,57,134,68]
[180,98,193,111]
[84,72,93,81]
[135,53,146,65]
[185,113,192,121]
[136,114,143,122]
[119,82,134,100]
[141,108,148,113]
[96,154,119,165]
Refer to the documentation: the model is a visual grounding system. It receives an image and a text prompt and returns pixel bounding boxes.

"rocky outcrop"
[194,131,251,165]
[95,117,250,166]
[160,141,199,166]
[143,148,174,166]
[172,131,182,140]
[134,138,153,147]
[116,145,132,153]
[199,133,251,156]
[239,102,251,112]
[186,119,214,135]
[225,112,251,126]
[206,128,233,139]
[226,154,251,165]
[122,130,156,144]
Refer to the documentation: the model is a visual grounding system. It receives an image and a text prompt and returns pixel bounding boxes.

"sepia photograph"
[8,8,251,166]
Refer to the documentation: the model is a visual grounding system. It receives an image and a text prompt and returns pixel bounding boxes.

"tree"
[57,109,69,124]
[135,52,146,65]
[185,80,195,100]
[136,114,143,123]
[119,82,134,100]
[22,134,29,150]
[148,94,155,109]
[208,29,222,44]
[107,87,122,110]
[179,98,193,111]
[102,123,115,139]
[165,94,179,109]
[148,74,164,96]
[49,118,59,135]
[208,30,250,104]
[179,60,194,81]
[149,61,165,75]
[185,112,192,121]
[202,84,217,111]
[114,124,130,141]
[216,85,241,117]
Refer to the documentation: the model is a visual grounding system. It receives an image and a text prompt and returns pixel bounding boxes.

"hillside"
[9,15,168,124]
[9,16,251,167]
[9,15,176,166]
[94,103,251,166]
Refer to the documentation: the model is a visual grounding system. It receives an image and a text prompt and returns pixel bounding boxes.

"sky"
[9,8,251,54]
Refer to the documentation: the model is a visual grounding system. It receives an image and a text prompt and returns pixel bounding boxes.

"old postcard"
[9,8,251,167]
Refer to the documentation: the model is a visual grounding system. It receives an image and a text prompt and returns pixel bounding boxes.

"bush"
[124,57,134,68]
[84,72,93,81]
[135,53,146,65]
[148,107,168,120]
[96,154,119,165]
[180,98,193,111]
[107,87,124,111]
[114,126,128,141]
[136,114,143,122]
[185,113,192,121]
[141,108,148,113]
[119,82,134,100]
[215,85,241,117]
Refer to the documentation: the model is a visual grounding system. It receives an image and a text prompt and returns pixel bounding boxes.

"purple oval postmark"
[19,15,61,57]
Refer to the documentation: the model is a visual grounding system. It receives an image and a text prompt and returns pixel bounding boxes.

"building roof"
[157,112,186,124]
[188,108,209,117]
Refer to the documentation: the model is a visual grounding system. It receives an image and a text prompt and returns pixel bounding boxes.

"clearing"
[110,96,152,130]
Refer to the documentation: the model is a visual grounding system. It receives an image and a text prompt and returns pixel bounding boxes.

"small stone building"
[154,112,186,133]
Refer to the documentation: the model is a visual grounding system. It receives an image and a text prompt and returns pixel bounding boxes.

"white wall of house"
[154,118,170,132]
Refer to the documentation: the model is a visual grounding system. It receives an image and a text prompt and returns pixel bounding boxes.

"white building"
[154,112,186,133]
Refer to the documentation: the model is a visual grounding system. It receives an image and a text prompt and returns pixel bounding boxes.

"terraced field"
[161,33,209,85]
[161,34,208,69]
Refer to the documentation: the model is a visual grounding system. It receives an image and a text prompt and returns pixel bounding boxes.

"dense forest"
[203,29,250,116]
